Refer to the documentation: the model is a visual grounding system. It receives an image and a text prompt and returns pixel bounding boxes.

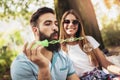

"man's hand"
[23,41,49,68]
[23,41,51,80]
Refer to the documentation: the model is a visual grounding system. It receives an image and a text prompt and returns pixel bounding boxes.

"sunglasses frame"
[63,19,79,25]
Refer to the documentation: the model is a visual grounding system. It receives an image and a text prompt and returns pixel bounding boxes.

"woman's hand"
[107,65,120,75]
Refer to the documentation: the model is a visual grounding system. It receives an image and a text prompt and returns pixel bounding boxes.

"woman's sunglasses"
[63,20,79,25]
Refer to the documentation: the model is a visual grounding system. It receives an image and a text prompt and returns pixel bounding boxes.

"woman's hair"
[59,9,99,66]
[59,10,84,40]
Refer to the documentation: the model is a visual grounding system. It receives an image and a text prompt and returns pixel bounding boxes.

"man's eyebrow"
[44,20,52,22]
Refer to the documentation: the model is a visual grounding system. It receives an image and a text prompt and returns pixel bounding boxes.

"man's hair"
[30,7,55,27]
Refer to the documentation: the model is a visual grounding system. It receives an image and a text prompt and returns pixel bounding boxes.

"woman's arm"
[95,48,120,75]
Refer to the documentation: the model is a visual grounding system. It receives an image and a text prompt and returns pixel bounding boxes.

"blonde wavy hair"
[59,9,99,66]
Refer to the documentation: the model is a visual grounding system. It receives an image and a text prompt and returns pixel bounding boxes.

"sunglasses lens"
[72,20,79,25]
[64,20,70,24]
[64,20,79,25]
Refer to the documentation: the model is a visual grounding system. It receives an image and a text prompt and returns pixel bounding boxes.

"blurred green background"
[0,0,120,79]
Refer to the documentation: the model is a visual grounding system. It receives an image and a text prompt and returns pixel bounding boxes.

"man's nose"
[53,24,58,31]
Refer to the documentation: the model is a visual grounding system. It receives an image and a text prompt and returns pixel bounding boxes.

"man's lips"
[52,33,58,39]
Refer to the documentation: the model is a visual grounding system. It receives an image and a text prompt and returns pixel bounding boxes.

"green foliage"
[0,0,50,24]
[0,30,23,80]
[9,30,24,45]
[0,46,18,80]
[101,16,120,46]
[0,0,54,79]
[0,0,32,21]
[0,38,6,48]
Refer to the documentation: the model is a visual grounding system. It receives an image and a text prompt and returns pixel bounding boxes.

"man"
[10,7,80,80]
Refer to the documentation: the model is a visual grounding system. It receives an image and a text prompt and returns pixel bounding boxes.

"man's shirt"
[11,50,75,80]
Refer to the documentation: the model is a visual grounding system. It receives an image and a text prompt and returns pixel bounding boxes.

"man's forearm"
[38,67,51,80]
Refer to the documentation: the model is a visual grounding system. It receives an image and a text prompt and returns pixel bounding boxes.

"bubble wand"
[32,37,84,49]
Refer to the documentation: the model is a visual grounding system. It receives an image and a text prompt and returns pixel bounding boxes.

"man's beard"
[39,31,60,52]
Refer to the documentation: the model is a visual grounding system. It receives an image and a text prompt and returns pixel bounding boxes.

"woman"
[59,9,120,79]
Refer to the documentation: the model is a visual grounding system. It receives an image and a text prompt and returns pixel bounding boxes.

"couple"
[11,7,120,80]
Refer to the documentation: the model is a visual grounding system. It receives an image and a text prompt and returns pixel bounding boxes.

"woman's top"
[62,36,100,77]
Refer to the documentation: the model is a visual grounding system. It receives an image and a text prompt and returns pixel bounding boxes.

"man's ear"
[32,27,39,40]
